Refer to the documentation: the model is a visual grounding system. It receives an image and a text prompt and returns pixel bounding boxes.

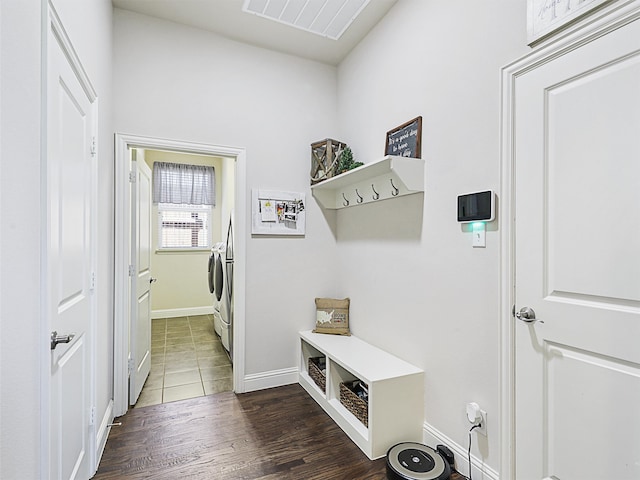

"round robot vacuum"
[386,442,451,480]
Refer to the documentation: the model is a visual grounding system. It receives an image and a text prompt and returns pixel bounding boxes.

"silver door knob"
[51,331,75,350]
[149,277,157,284]
[515,307,537,323]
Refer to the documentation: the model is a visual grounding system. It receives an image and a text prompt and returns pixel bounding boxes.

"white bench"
[298,330,424,459]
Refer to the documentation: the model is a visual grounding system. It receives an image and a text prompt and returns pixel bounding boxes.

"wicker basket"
[308,357,326,393]
[340,381,368,427]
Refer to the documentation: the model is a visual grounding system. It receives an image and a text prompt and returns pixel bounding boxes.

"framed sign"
[527,0,613,44]
[385,116,422,158]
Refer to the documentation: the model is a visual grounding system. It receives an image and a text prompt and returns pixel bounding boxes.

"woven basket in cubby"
[339,382,368,427]
[308,357,326,393]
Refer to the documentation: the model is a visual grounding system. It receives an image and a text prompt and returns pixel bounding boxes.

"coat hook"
[371,184,380,200]
[355,188,364,204]
[390,178,399,196]
[342,192,350,207]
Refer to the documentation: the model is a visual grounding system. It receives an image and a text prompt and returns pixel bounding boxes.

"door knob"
[149,277,157,284]
[515,306,537,323]
[51,331,75,350]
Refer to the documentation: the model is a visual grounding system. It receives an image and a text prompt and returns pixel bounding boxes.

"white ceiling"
[111,0,398,65]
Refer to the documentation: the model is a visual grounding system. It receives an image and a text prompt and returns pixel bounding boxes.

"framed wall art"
[251,189,306,236]
[385,116,422,159]
[527,0,614,44]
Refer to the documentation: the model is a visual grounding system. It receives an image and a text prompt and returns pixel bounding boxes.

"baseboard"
[95,400,114,467]
[423,421,499,480]
[242,367,298,393]
[152,306,214,319]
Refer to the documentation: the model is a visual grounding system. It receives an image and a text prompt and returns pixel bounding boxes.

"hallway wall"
[335,0,529,472]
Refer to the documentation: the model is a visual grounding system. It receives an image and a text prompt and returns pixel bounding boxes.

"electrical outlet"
[476,409,487,436]
[466,402,487,436]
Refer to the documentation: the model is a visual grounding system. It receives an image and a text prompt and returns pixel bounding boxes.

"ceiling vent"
[242,0,371,40]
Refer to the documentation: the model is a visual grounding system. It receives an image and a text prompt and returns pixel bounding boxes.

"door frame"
[499,3,640,478]
[114,133,247,416]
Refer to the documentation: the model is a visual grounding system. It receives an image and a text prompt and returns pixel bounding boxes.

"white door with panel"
[512,11,640,480]
[47,11,97,480]
[129,153,153,405]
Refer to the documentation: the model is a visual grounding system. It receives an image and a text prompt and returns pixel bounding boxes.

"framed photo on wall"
[527,0,614,44]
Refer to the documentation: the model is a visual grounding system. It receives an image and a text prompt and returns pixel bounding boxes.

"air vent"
[242,0,370,40]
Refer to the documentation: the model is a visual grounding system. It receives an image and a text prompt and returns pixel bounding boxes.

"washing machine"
[208,242,225,337]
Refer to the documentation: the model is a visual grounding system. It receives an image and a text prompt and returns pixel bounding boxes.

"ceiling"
[111,0,398,66]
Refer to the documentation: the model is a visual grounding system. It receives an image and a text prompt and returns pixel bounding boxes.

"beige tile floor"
[134,315,233,408]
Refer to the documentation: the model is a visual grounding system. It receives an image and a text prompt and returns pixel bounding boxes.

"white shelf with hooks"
[311,155,424,209]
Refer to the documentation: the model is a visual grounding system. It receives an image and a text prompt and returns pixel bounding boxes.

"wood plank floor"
[94,384,465,480]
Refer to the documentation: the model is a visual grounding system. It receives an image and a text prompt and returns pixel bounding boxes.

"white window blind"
[158,204,211,249]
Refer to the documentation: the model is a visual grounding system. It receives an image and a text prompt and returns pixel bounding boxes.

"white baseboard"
[152,306,214,319]
[423,421,499,480]
[95,400,114,468]
[242,367,298,393]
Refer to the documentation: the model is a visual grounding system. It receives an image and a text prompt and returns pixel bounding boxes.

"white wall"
[113,9,340,376]
[335,0,528,472]
[0,2,44,477]
[0,0,113,476]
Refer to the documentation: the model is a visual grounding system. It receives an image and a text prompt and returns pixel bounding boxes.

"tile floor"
[135,315,233,408]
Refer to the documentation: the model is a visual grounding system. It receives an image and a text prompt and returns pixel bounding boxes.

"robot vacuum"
[386,442,451,480]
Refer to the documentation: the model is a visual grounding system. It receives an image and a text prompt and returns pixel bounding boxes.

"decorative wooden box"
[310,138,346,185]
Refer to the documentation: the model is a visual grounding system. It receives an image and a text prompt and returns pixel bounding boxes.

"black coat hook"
[390,178,399,196]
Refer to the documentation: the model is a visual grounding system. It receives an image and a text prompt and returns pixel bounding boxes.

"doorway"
[114,134,247,417]
[135,148,234,407]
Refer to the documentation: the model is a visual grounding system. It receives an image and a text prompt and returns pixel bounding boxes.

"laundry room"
[134,147,236,406]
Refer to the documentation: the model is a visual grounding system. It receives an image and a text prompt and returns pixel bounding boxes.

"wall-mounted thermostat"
[457,190,495,223]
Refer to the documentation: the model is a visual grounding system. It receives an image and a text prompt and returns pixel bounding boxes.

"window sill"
[155,248,211,254]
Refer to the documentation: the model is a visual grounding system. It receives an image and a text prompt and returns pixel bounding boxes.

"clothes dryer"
[209,242,225,337]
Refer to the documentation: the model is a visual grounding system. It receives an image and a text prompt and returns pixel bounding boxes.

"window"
[153,161,215,250]
[158,204,211,249]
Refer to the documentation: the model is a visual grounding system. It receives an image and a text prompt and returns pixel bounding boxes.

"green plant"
[337,146,363,174]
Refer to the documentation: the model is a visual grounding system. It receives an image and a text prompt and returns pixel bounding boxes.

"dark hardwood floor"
[94,384,465,480]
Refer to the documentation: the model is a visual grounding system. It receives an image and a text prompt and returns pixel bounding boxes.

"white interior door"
[513,13,640,480]
[129,152,153,405]
[47,12,96,480]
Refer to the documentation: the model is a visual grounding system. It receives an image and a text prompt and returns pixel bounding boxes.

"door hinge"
[90,137,97,157]
[128,358,135,374]
[128,264,135,277]
[129,171,136,183]
[89,406,96,426]
[90,271,96,291]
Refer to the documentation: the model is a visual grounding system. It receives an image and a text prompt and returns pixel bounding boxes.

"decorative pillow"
[313,297,350,336]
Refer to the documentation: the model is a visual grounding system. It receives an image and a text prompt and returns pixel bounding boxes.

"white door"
[513,12,640,480]
[47,12,96,480]
[129,152,153,405]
